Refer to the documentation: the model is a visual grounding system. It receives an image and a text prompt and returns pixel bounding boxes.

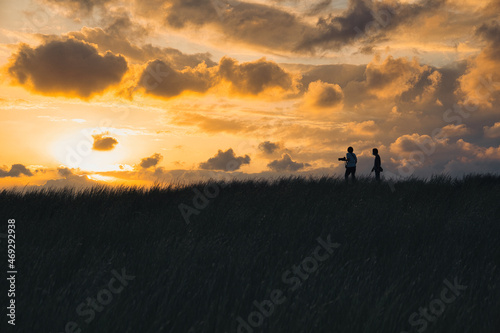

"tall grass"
[1,174,499,332]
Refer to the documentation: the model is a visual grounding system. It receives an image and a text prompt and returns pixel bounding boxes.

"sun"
[50,129,128,172]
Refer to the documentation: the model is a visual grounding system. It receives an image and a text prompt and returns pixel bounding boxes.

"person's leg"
[352,167,356,183]
[375,171,380,181]
[345,168,350,182]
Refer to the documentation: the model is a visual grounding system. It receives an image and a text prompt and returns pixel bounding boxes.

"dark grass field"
[1,174,500,333]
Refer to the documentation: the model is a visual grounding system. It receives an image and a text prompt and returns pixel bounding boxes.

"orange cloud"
[171,113,258,134]
[344,120,379,137]
[457,139,500,160]
[364,55,432,99]
[389,133,444,155]
[484,122,500,138]
[303,80,344,113]
[43,0,113,16]
[457,21,500,107]
[439,124,469,138]
[92,133,119,151]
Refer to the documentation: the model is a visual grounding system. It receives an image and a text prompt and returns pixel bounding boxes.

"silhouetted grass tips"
[1,174,499,332]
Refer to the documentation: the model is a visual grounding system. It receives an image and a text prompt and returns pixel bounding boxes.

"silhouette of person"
[371,148,382,181]
[344,146,357,183]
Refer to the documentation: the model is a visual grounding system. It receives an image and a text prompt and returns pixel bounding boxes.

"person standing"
[371,148,383,181]
[344,146,357,183]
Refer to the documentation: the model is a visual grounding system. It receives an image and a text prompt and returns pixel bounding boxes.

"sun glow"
[87,174,118,182]
[50,129,129,172]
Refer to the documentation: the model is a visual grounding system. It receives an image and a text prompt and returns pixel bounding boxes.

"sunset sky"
[1,0,499,188]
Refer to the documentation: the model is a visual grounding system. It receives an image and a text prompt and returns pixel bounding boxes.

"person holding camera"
[339,146,357,183]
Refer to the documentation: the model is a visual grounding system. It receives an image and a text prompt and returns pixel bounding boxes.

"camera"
[338,157,347,161]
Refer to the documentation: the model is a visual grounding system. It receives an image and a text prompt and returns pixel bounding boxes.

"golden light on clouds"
[1,0,500,188]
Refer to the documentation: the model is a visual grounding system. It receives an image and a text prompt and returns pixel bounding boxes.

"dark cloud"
[69,28,215,65]
[44,0,113,15]
[162,0,218,28]
[8,39,128,98]
[57,167,73,178]
[145,47,216,68]
[92,134,119,151]
[297,63,399,117]
[485,0,500,14]
[218,57,294,95]
[258,141,281,155]
[258,140,293,158]
[306,0,333,16]
[61,12,149,60]
[357,45,375,55]
[43,29,142,59]
[44,0,446,54]
[163,0,312,51]
[102,11,150,41]
[199,148,250,171]
[45,167,98,188]
[476,20,500,60]
[296,57,442,110]
[63,15,216,67]
[267,153,310,171]
[139,57,296,98]
[138,59,213,98]
[443,159,500,176]
[296,0,446,52]
[0,164,33,178]
[47,0,309,52]
[296,63,366,90]
[336,55,441,106]
[140,153,163,168]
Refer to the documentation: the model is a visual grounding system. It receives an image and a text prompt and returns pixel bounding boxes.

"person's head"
[372,148,378,155]
[347,146,353,153]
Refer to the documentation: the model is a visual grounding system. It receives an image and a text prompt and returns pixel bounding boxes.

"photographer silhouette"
[340,147,357,183]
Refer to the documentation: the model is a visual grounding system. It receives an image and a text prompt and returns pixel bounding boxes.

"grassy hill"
[1,175,500,333]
